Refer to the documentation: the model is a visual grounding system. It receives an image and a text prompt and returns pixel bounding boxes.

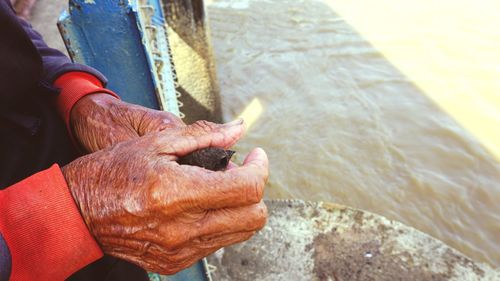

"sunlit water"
[207,0,500,267]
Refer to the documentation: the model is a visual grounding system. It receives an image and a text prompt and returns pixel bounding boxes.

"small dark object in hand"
[177,148,235,171]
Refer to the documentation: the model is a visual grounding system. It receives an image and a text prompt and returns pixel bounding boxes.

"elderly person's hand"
[70,93,185,152]
[61,120,268,274]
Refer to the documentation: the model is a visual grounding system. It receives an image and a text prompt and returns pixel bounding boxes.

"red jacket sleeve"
[54,71,120,136]
[0,165,103,280]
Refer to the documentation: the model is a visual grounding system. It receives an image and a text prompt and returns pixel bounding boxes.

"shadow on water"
[207,0,500,267]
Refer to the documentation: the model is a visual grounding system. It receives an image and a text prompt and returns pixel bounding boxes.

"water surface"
[207,0,500,267]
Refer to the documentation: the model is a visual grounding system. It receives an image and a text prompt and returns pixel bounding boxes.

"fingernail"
[225,122,243,135]
[225,118,244,126]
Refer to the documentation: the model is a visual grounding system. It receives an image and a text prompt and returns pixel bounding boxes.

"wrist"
[54,72,120,142]
[75,92,120,104]
[70,93,119,125]
[60,158,97,238]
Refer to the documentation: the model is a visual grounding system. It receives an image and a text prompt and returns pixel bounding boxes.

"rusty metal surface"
[207,199,498,281]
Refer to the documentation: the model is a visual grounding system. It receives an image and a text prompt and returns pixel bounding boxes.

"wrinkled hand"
[61,120,268,274]
[71,93,185,152]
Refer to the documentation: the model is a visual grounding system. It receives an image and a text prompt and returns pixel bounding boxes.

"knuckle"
[252,202,268,230]
[159,112,184,126]
[147,180,167,206]
[246,177,265,204]
[161,232,188,250]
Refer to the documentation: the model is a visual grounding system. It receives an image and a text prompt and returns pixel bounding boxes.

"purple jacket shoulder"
[0,0,107,91]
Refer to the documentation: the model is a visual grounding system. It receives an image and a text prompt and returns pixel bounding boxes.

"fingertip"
[240,119,247,136]
[224,123,245,139]
[224,118,244,126]
[243,147,268,168]
[219,122,245,148]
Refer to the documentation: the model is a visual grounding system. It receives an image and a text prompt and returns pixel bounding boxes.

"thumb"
[243,147,268,168]
[238,147,269,183]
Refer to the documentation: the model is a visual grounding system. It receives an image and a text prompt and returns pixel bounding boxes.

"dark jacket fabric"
[0,0,107,189]
[0,1,148,280]
[0,234,10,281]
[0,0,107,110]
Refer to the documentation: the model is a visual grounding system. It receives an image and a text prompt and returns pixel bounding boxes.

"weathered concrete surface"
[207,200,498,281]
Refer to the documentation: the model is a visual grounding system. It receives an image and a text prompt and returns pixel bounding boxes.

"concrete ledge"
[208,199,498,281]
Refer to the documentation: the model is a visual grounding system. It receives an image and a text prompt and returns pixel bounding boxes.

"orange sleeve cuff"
[0,165,103,281]
[54,72,120,135]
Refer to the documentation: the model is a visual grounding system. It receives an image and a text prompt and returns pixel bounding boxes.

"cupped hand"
[61,120,268,274]
[70,93,185,152]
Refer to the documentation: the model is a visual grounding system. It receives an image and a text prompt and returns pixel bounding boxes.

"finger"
[106,241,197,275]
[193,202,267,238]
[143,247,198,275]
[155,202,266,248]
[155,119,245,156]
[242,147,268,168]
[172,147,269,211]
[193,230,256,250]
[108,250,165,275]
[145,231,255,274]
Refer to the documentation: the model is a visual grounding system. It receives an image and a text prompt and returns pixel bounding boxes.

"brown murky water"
[206,0,500,267]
